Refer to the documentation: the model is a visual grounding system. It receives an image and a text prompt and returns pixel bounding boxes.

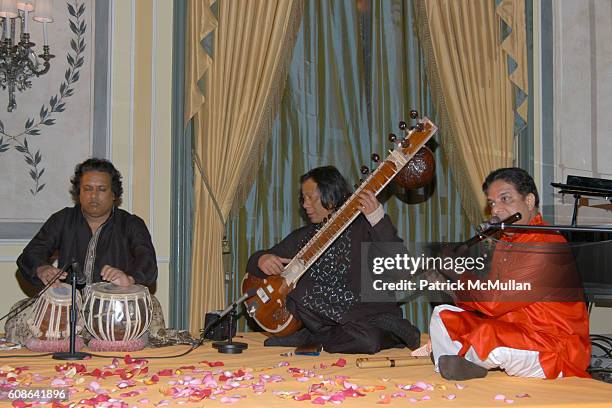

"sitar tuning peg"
[399,121,408,131]
[360,165,370,175]
[401,139,411,148]
[371,153,380,163]
[388,133,397,142]
[416,122,424,132]
[409,109,419,119]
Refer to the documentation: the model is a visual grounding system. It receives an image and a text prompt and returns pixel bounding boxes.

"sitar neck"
[281,117,437,285]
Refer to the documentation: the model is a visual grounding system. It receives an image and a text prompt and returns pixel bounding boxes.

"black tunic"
[17,205,157,287]
[247,214,405,353]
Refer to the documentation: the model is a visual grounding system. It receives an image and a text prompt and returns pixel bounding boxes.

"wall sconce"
[0,0,54,112]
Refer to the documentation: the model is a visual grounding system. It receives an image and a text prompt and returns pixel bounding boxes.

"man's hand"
[357,189,380,215]
[36,265,67,287]
[257,254,291,276]
[101,265,135,286]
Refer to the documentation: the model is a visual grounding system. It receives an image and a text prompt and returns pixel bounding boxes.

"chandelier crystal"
[0,0,54,112]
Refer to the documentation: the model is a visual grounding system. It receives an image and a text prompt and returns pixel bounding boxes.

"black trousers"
[292,301,402,354]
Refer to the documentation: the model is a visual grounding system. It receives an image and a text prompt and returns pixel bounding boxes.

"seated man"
[246,165,420,354]
[6,158,165,345]
[429,167,590,380]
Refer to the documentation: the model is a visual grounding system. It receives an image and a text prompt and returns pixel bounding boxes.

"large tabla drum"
[25,283,84,351]
[83,282,152,351]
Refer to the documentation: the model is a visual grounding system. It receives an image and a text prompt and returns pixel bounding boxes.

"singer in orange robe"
[430,168,590,379]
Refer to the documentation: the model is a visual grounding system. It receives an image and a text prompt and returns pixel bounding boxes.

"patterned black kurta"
[247,214,405,353]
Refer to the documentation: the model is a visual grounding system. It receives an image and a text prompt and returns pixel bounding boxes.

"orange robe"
[440,214,591,378]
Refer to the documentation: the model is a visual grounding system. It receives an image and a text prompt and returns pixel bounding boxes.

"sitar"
[242,117,438,336]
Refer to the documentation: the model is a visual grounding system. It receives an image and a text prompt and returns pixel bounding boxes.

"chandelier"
[0,0,54,112]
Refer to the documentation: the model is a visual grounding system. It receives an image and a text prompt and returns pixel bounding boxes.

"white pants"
[429,305,550,378]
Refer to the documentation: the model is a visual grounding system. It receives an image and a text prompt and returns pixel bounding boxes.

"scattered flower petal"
[332,358,347,368]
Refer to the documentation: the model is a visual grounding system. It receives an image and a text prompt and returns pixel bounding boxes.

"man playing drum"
[5,158,165,346]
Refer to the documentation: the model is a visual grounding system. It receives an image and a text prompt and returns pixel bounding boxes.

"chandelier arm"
[26,59,51,76]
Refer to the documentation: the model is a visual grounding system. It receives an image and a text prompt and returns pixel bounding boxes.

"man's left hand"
[101,265,135,287]
[357,189,380,215]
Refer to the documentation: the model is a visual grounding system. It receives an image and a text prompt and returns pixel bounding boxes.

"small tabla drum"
[83,282,152,351]
[25,283,84,352]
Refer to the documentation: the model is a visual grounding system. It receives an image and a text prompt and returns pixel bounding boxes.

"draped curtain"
[229,0,472,334]
[414,0,527,225]
[185,0,304,333]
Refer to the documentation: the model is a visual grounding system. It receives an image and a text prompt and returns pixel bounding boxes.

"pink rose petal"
[332,358,347,367]
[494,394,506,400]
[220,396,241,404]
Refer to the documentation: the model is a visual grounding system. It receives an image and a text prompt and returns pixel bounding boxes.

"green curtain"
[228,0,470,334]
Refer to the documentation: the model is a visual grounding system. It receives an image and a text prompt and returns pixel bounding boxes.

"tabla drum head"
[45,283,72,303]
[88,282,147,295]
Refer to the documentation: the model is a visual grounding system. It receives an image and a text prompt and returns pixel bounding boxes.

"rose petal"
[332,358,347,368]
[377,394,392,404]
[494,394,506,400]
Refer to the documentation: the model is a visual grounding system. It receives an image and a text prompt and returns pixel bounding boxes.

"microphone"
[217,288,257,320]
[477,216,501,233]
[456,212,522,251]
[69,260,87,285]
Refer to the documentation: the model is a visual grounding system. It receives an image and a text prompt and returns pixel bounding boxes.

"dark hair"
[70,158,123,204]
[482,167,539,207]
[299,166,352,210]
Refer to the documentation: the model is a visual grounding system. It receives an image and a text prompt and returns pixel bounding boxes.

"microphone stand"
[53,266,91,360]
[211,305,247,354]
[200,290,255,354]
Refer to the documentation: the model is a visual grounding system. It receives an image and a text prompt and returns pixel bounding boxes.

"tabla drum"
[25,283,84,352]
[83,282,152,351]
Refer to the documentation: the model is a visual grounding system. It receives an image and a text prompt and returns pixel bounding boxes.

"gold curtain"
[185,0,303,333]
[415,0,526,225]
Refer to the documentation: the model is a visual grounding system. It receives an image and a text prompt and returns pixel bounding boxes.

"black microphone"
[456,212,522,251]
[69,260,87,285]
[217,288,257,320]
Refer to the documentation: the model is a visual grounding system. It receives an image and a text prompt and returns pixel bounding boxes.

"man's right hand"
[36,265,67,286]
[257,254,291,276]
